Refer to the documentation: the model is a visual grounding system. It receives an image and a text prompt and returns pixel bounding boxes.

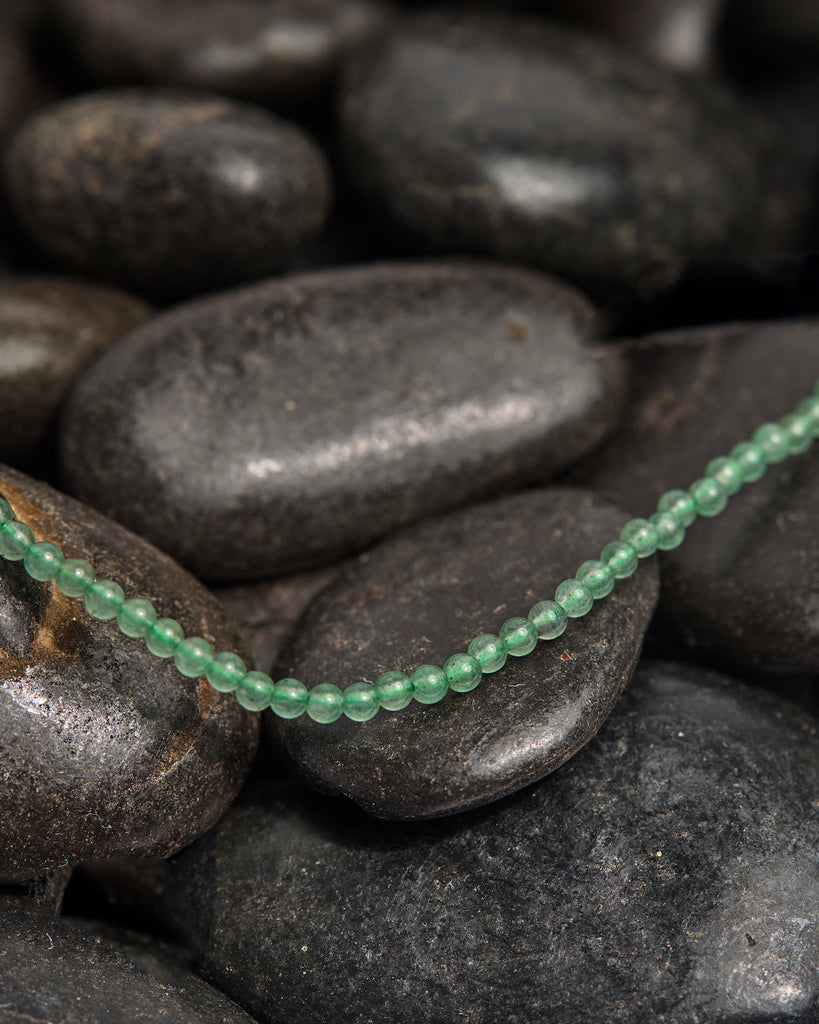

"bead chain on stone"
[1,383,818,723]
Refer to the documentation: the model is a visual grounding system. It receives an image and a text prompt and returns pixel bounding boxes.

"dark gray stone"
[339,11,811,300]
[0,276,150,460]
[0,465,258,881]
[0,22,52,147]
[569,320,819,676]
[268,487,659,820]
[3,88,333,295]
[60,260,626,580]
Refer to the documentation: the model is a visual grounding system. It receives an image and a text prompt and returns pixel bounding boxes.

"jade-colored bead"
[84,579,124,620]
[410,664,448,704]
[443,653,482,692]
[620,518,659,558]
[796,396,819,438]
[56,557,95,597]
[528,600,568,640]
[173,636,214,677]
[689,476,727,517]
[270,678,309,718]
[117,597,157,638]
[0,520,34,560]
[649,511,685,551]
[0,497,13,523]
[307,682,344,723]
[145,617,184,657]
[468,634,507,673]
[236,670,274,711]
[499,616,538,656]
[24,541,64,581]
[206,651,247,693]
[705,456,744,496]
[600,540,639,579]
[576,559,614,599]
[375,670,414,710]
[656,489,697,528]
[729,441,767,483]
[752,422,790,464]
[343,681,380,721]
[555,578,594,618]
[780,413,813,455]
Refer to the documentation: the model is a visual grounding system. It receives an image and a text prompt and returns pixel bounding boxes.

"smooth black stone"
[0,276,150,461]
[3,88,333,296]
[0,897,259,1024]
[0,465,258,881]
[339,12,811,301]
[145,662,819,1024]
[569,320,819,676]
[60,260,625,581]
[269,487,659,819]
[0,21,52,146]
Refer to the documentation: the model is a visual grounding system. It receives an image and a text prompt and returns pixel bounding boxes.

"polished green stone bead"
[117,597,157,638]
[270,678,309,718]
[24,541,64,581]
[576,559,614,599]
[689,476,727,517]
[0,498,13,523]
[468,634,507,673]
[443,653,482,692]
[705,456,744,496]
[236,670,274,711]
[375,670,413,710]
[729,441,767,482]
[173,636,214,677]
[527,600,568,640]
[206,651,247,693]
[600,540,639,579]
[145,617,184,657]
[656,489,697,528]
[752,422,790,464]
[307,682,344,723]
[0,520,35,560]
[796,396,819,438]
[84,579,125,620]
[780,412,813,455]
[555,578,594,618]
[56,557,95,597]
[411,664,448,704]
[649,511,685,551]
[343,681,380,721]
[620,518,659,558]
[499,616,538,656]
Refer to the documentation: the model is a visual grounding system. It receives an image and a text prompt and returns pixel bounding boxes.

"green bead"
[752,422,790,464]
[780,412,813,455]
[0,497,13,523]
[236,670,274,711]
[375,670,414,710]
[410,664,448,704]
[689,476,727,517]
[499,616,539,656]
[145,617,184,657]
[0,520,35,560]
[117,597,157,638]
[527,600,568,640]
[307,683,344,723]
[620,518,659,558]
[576,559,614,599]
[55,557,95,597]
[206,651,247,693]
[555,578,594,618]
[705,456,744,496]
[729,441,767,483]
[343,681,380,721]
[23,541,64,581]
[84,579,124,620]
[443,653,482,692]
[656,489,697,528]
[796,396,819,438]
[468,634,507,673]
[649,511,685,551]
[600,540,639,579]
[173,636,214,677]
[270,678,309,718]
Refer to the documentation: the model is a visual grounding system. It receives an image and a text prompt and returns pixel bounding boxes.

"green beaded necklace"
[2,382,818,724]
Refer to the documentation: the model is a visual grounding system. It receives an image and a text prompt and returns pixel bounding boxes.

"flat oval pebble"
[569,320,819,675]
[0,465,258,881]
[60,260,625,580]
[3,89,333,295]
[0,276,150,460]
[139,661,819,1024]
[339,11,811,299]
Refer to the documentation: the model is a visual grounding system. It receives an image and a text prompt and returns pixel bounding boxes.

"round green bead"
[649,511,685,551]
[796,396,819,438]
[705,456,744,496]
[689,476,727,517]
[528,600,568,640]
[555,578,593,618]
[468,634,507,673]
[236,670,274,711]
[145,617,184,657]
[270,678,309,718]
[84,579,124,620]
[173,636,214,677]
[600,540,639,579]
[0,520,34,560]
[729,441,767,483]
[24,541,64,581]
[343,681,380,721]
[117,597,157,638]
[780,412,813,455]
[0,497,13,523]
[206,651,247,693]
[443,653,482,692]
[620,518,659,558]
[752,422,790,464]
[375,670,413,711]
[55,557,95,597]
[576,559,614,599]
[307,682,344,723]
[410,664,448,704]
[499,616,538,656]
[656,489,697,528]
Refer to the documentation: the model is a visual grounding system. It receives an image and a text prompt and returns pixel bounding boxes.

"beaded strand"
[1,382,818,723]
